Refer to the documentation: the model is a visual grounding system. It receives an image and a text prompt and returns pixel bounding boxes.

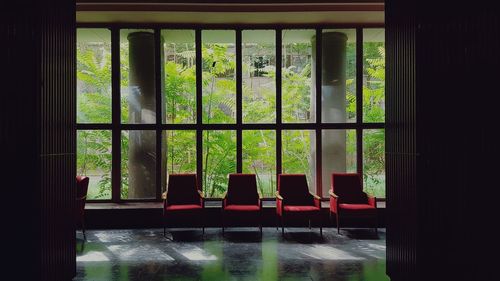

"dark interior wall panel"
[1,2,41,280]
[385,2,418,279]
[1,1,76,280]
[39,1,76,280]
[387,1,499,280]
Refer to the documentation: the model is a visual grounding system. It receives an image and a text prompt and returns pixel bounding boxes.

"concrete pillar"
[127,31,158,198]
[312,32,348,197]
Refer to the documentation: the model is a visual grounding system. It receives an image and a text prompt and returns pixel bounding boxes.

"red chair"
[329,173,377,234]
[276,174,322,236]
[76,176,89,239]
[162,174,205,236]
[222,174,262,235]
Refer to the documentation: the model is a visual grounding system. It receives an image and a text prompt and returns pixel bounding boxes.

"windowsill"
[86,200,386,210]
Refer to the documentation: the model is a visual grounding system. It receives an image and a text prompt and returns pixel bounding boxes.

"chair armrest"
[310,192,321,208]
[367,195,377,208]
[309,192,321,200]
[329,190,338,198]
[197,190,205,199]
[76,195,87,201]
[275,191,283,201]
[161,191,167,200]
[257,191,263,208]
[329,190,339,213]
[197,190,205,207]
[222,191,227,208]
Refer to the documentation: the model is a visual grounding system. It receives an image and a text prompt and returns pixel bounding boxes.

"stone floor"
[75,228,388,281]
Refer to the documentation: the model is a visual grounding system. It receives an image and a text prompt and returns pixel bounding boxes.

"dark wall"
[1,1,75,280]
[386,1,499,281]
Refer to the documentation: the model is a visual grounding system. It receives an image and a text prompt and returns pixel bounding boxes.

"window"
[363,28,385,123]
[202,30,236,124]
[203,130,236,197]
[242,30,276,123]
[321,129,356,197]
[76,26,385,201]
[121,130,157,199]
[77,130,112,199]
[363,129,385,197]
[282,29,315,123]
[162,30,197,124]
[282,130,315,192]
[242,130,276,197]
[321,29,357,123]
[77,29,112,123]
[120,29,156,124]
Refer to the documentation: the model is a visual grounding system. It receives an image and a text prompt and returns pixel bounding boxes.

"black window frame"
[76,23,385,203]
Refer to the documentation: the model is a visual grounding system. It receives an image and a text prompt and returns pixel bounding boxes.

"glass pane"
[282,29,315,123]
[282,130,316,192]
[242,130,276,197]
[242,30,276,123]
[120,29,156,124]
[202,30,236,124]
[321,29,356,123]
[162,30,196,124]
[121,130,156,199]
[321,130,356,197]
[165,130,197,174]
[202,130,236,197]
[363,129,385,197]
[77,130,112,199]
[77,29,112,123]
[363,28,385,123]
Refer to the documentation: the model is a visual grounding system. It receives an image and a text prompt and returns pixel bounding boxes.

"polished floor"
[75,228,388,281]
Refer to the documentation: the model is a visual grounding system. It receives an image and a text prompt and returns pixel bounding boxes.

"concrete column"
[127,31,157,198]
[312,32,348,197]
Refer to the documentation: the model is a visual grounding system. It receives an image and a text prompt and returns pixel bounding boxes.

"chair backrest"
[278,174,313,206]
[76,176,89,217]
[227,173,259,205]
[331,173,367,204]
[76,176,89,200]
[166,174,200,205]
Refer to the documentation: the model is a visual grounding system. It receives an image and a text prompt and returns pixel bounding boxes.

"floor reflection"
[75,228,388,281]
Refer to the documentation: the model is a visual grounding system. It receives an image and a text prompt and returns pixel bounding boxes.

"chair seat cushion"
[284,205,320,212]
[224,205,260,212]
[338,203,376,215]
[166,204,202,211]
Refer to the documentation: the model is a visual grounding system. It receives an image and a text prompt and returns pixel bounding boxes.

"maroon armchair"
[163,174,205,236]
[276,174,322,236]
[329,173,377,234]
[76,176,89,239]
[222,174,262,235]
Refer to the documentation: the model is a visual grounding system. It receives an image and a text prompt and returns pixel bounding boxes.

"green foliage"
[363,44,386,197]
[76,34,386,199]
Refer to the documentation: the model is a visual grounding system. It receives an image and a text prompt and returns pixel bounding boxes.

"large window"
[77,27,385,202]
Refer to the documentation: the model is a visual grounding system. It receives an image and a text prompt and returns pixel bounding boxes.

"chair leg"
[281,216,285,236]
[336,213,340,234]
[309,219,311,230]
[82,217,86,240]
[222,211,225,236]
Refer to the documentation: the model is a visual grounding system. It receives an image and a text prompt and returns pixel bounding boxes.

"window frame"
[76,24,385,203]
